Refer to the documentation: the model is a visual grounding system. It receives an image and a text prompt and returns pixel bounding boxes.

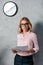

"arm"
[25,33,39,53]
[12,34,21,54]
[29,33,39,53]
[32,33,39,53]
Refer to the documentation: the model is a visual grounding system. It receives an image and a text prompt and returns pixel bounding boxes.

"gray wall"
[0,0,43,65]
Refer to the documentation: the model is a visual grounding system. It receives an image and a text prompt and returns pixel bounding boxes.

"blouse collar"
[21,30,30,36]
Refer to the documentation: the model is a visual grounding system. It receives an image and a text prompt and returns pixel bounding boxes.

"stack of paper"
[12,46,28,51]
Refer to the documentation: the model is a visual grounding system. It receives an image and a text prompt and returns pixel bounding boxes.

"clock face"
[3,1,18,17]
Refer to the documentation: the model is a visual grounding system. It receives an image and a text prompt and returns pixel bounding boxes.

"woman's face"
[21,20,29,32]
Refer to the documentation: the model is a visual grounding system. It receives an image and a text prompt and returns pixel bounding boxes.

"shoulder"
[30,32,37,38]
[17,33,22,38]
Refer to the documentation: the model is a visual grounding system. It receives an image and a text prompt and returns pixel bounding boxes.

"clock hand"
[5,5,16,13]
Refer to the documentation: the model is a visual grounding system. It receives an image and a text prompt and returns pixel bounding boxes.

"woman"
[12,17,39,65]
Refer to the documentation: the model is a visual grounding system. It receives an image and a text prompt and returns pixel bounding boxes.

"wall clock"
[3,1,18,17]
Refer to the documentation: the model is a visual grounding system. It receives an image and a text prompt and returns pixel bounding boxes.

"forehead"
[21,20,28,23]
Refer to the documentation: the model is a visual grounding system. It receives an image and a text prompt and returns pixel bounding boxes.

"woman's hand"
[12,49,21,53]
[12,50,17,53]
[25,48,35,53]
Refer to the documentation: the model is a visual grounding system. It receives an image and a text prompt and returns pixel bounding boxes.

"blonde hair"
[18,17,32,33]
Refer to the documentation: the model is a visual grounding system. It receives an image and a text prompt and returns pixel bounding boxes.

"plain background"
[0,0,43,65]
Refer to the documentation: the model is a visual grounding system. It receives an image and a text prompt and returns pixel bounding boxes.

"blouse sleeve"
[17,34,19,46]
[32,33,39,53]
[17,34,21,46]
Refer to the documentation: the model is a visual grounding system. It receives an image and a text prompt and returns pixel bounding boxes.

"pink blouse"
[17,31,39,56]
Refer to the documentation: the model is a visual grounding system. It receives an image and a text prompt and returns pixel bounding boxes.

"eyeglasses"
[21,23,29,26]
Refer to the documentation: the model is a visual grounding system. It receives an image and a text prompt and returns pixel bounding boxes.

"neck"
[23,30,27,33]
[22,30,29,34]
